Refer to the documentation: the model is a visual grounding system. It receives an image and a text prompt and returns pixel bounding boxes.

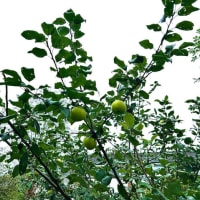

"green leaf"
[164,180,182,197]
[145,165,153,175]
[21,30,46,42]
[117,184,129,199]
[33,118,40,133]
[51,31,71,49]
[30,143,41,157]
[64,9,75,23]
[74,14,85,24]
[181,0,198,6]
[38,142,53,150]
[114,57,126,69]
[179,42,194,49]
[139,90,149,99]
[152,51,170,64]
[68,174,88,187]
[28,47,47,58]
[109,73,120,87]
[96,169,106,181]
[178,6,199,16]
[147,24,162,31]
[159,158,169,166]
[149,64,164,72]
[60,106,70,118]
[124,113,135,129]
[21,67,35,81]
[53,17,66,25]
[176,21,194,31]
[19,152,28,175]
[139,39,154,49]
[184,137,193,144]
[102,176,112,186]
[41,22,54,35]
[2,69,21,82]
[164,0,174,17]
[94,183,108,192]
[172,48,188,56]
[74,30,85,39]
[12,165,19,177]
[0,155,6,162]
[1,69,23,86]
[0,114,17,124]
[128,135,140,146]
[57,26,69,36]
[165,33,182,42]
[129,54,146,64]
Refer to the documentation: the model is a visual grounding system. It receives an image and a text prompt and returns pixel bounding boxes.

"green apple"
[111,100,127,114]
[83,137,96,150]
[70,106,87,122]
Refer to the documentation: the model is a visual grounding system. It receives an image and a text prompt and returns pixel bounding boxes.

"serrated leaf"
[28,47,47,58]
[21,30,46,42]
[21,67,35,81]
[176,20,194,31]
[139,39,154,49]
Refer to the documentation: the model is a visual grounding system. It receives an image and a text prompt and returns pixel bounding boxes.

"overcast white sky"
[0,0,200,130]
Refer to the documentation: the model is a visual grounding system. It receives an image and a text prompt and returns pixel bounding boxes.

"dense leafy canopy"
[0,1,200,199]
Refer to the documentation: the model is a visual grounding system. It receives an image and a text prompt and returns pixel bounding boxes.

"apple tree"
[0,0,200,199]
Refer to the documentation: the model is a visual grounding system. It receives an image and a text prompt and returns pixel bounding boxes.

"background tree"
[0,0,200,199]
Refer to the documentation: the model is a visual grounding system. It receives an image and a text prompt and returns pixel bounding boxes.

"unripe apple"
[70,106,87,122]
[83,137,96,150]
[111,100,127,114]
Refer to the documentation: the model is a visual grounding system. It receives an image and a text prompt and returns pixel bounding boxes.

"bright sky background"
[0,0,200,131]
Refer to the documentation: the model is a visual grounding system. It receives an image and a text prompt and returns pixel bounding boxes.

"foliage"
[0,1,200,199]
[0,175,24,200]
